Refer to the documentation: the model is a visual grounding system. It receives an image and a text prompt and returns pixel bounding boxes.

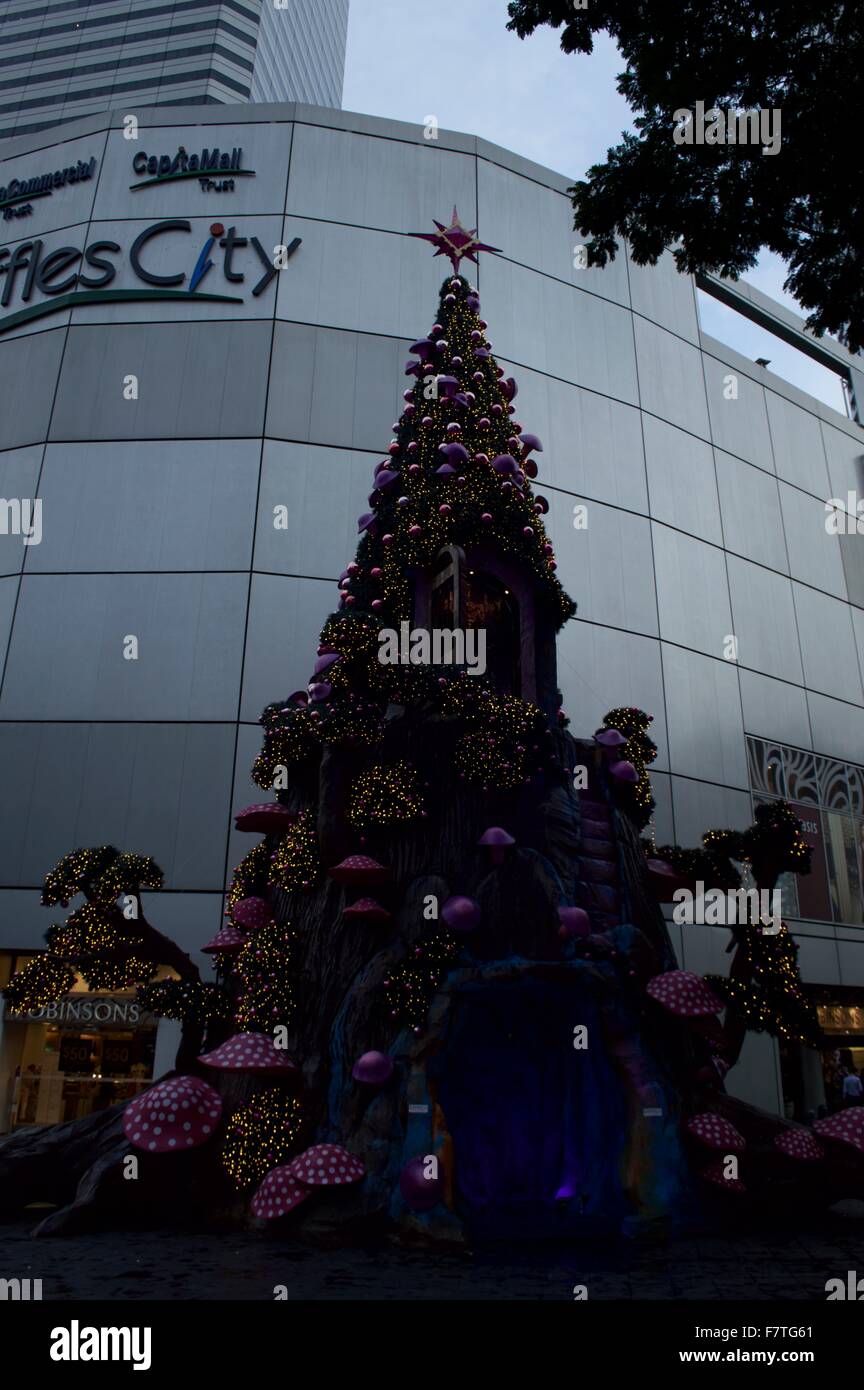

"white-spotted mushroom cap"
[234,804,298,835]
[202,926,246,955]
[699,1160,747,1193]
[814,1108,864,1154]
[342,897,392,924]
[231,897,272,930]
[250,1166,311,1220]
[327,855,391,886]
[686,1112,746,1152]
[197,1032,298,1075]
[289,1143,365,1187]
[646,970,724,1018]
[773,1128,825,1161]
[123,1076,222,1153]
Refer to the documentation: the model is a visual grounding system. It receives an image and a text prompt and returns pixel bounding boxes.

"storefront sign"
[19,996,155,1027]
[0,156,97,222]
[0,219,301,334]
[130,146,253,192]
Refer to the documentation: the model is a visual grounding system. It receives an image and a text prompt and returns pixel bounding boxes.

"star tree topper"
[407,206,502,274]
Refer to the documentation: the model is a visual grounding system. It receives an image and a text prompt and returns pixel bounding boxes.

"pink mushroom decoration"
[342,897,392,925]
[686,1112,746,1153]
[313,652,342,676]
[234,803,298,835]
[557,906,592,939]
[251,1166,312,1221]
[231,896,272,931]
[202,926,246,955]
[646,970,723,1020]
[814,1108,864,1155]
[595,727,627,750]
[773,1129,825,1162]
[441,895,482,933]
[644,857,691,901]
[699,1160,747,1194]
[399,1155,444,1211]
[328,854,391,887]
[198,1033,299,1077]
[124,1075,222,1154]
[290,1143,366,1187]
[478,827,515,865]
[352,1051,394,1085]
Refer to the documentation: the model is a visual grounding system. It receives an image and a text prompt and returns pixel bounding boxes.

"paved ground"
[2,1216,864,1300]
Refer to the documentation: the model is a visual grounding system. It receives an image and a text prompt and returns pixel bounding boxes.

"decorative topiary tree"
[0,221,855,1239]
[3,845,222,1070]
[705,802,820,1057]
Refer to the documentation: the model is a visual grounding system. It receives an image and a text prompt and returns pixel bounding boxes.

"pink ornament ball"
[439,504,452,517]
[388,442,399,456]
[399,1155,443,1211]
[421,416,433,428]
[481,512,493,524]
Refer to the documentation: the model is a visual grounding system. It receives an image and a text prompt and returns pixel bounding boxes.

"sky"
[342,0,847,414]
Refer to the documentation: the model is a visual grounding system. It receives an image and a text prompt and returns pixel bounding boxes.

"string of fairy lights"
[235,921,297,1033]
[348,761,426,831]
[222,1088,303,1189]
[2,846,165,1014]
[602,708,657,828]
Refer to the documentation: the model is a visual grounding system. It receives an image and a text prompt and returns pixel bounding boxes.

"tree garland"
[602,707,657,827]
[384,928,460,1033]
[222,1088,303,1190]
[267,809,319,893]
[706,923,822,1047]
[137,978,230,1026]
[3,954,76,1013]
[41,846,163,907]
[234,920,297,1033]
[348,761,426,831]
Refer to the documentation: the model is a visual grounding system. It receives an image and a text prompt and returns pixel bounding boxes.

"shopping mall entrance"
[0,989,158,1132]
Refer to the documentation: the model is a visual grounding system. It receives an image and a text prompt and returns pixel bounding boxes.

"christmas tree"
[0,219,855,1239]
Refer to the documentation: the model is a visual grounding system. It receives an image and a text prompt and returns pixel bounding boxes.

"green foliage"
[507,1,864,350]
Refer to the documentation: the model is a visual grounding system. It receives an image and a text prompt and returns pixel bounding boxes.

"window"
[747,735,864,925]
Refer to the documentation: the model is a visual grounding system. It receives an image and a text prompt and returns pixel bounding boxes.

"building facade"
[0,101,863,1129]
[0,0,349,142]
